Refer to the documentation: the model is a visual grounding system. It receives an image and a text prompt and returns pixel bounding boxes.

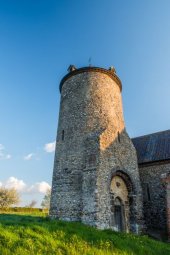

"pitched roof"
[132,130,170,164]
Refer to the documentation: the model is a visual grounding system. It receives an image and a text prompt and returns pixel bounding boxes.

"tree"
[28,200,37,208]
[0,187,20,208]
[41,189,51,209]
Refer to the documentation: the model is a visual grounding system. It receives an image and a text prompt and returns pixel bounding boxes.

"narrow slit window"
[118,132,120,143]
[147,184,151,201]
[62,130,64,141]
[144,183,151,201]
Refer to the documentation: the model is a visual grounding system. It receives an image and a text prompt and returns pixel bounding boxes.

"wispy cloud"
[44,141,56,153]
[0,177,51,194]
[24,153,34,160]
[0,144,11,160]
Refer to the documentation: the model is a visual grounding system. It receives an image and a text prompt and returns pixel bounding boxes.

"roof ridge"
[132,129,170,140]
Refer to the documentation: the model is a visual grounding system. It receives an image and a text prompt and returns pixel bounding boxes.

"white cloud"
[0,144,11,160]
[24,153,34,160]
[28,181,51,194]
[4,177,26,192]
[44,141,56,153]
[0,177,51,207]
[0,177,51,195]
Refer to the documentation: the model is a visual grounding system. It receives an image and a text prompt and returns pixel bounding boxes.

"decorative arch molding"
[109,170,142,233]
[110,170,134,194]
[110,171,130,232]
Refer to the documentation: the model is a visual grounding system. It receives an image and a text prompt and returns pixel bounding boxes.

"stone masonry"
[50,66,144,233]
[132,130,170,239]
[139,163,170,236]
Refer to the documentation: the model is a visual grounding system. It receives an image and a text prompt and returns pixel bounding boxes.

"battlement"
[59,66,122,92]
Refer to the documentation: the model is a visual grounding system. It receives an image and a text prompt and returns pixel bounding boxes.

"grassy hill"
[0,212,169,255]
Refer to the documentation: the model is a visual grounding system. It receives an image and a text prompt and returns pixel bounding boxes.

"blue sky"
[0,0,170,206]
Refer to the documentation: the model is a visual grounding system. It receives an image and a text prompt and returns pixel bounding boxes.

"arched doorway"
[114,197,124,231]
[110,174,130,232]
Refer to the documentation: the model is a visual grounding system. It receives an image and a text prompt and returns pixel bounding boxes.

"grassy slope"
[0,213,169,255]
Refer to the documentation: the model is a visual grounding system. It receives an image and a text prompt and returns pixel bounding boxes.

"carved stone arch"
[109,170,136,232]
[110,170,134,194]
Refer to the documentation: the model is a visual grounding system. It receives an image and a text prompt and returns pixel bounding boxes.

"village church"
[50,65,170,240]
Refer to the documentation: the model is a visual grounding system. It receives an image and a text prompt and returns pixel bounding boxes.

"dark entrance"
[114,197,124,231]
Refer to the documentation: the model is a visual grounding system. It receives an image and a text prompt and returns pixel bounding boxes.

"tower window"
[118,132,121,143]
[62,130,64,141]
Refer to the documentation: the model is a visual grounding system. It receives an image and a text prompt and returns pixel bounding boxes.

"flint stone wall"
[139,162,170,233]
[50,69,143,232]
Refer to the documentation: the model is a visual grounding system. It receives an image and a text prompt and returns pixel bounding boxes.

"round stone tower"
[50,66,144,233]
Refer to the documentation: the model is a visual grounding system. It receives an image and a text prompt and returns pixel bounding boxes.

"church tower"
[50,66,143,233]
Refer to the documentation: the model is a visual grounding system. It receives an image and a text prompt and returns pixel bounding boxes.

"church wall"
[139,162,170,233]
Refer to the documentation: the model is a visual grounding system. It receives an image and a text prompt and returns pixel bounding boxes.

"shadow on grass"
[0,213,44,223]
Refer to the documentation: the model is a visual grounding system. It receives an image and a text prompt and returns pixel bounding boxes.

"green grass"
[0,212,169,255]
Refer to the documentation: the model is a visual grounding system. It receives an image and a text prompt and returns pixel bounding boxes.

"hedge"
[0,207,49,213]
